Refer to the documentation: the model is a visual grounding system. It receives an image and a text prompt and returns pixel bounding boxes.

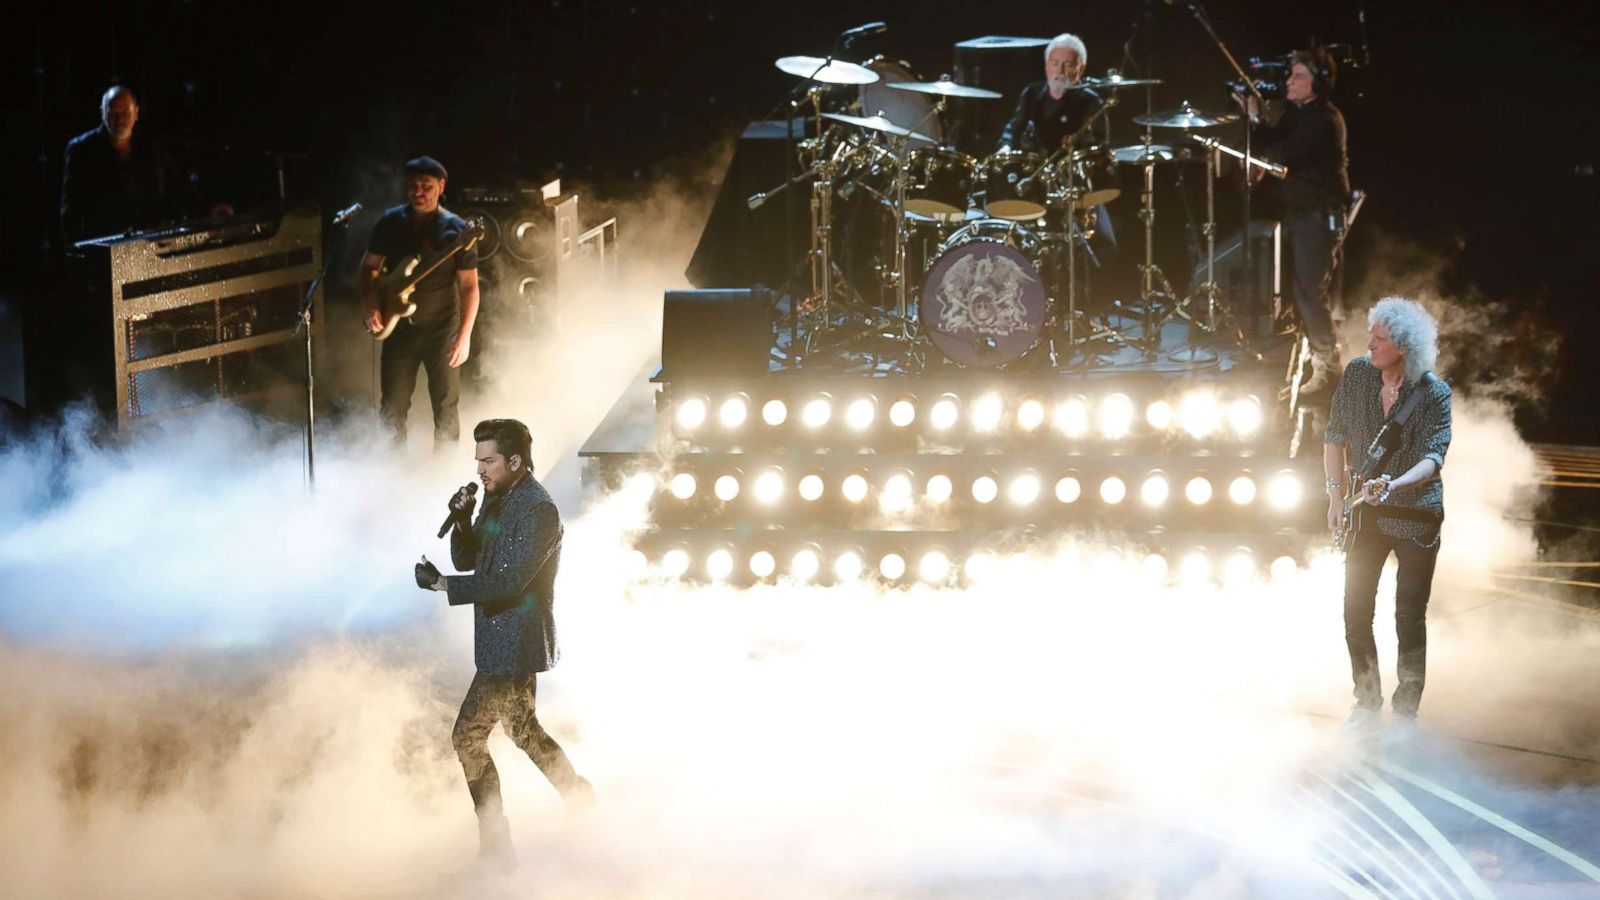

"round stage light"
[919,550,952,583]
[624,549,648,578]
[881,473,913,512]
[879,553,907,580]
[1141,553,1170,582]
[1140,473,1170,507]
[669,472,697,500]
[1017,398,1046,432]
[1146,399,1175,430]
[1267,471,1303,510]
[1228,475,1257,505]
[1269,555,1299,581]
[925,474,954,503]
[706,549,734,581]
[1179,392,1221,438]
[713,474,740,502]
[750,550,777,579]
[964,551,997,583]
[972,475,999,504]
[889,398,916,427]
[1055,396,1090,437]
[1228,396,1263,437]
[1179,550,1211,583]
[1222,549,1256,586]
[802,397,832,429]
[842,474,869,504]
[718,396,748,429]
[675,397,707,430]
[1099,476,1127,504]
[930,396,960,431]
[623,472,656,498]
[1185,476,1214,505]
[972,393,1004,432]
[799,474,825,502]
[846,397,876,431]
[1055,476,1082,504]
[1008,472,1041,506]
[1099,393,1135,439]
[833,550,864,581]
[754,470,784,504]
[762,399,788,426]
[790,548,820,582]
[662,548,690,578]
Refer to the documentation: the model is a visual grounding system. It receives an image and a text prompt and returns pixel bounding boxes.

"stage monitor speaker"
[661,289,772,380]
[1202,221,1281,324]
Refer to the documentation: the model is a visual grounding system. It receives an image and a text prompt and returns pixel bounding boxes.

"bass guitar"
[368,218,485,340]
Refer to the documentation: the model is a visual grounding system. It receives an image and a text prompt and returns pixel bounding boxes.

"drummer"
[997,33,1107,154]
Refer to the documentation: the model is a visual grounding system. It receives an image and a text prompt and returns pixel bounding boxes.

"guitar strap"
[1352,371,1442,532]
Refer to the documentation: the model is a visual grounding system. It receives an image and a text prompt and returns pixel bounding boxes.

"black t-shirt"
[1254,98,1351,215]
[367,204,478,325]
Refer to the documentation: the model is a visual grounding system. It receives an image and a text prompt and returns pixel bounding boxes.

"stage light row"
[628,545,1304,586]
[669,390,1266,440]
[654,468,1306,511]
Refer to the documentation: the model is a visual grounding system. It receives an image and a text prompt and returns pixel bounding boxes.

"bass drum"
[921,219,1049,368]
[858,56,945,143]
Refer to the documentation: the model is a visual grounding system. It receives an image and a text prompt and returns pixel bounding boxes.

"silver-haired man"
[997,33,1106,153]
[1324,297,1452,733]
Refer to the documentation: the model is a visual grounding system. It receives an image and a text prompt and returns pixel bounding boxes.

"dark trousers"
[1283,211,1342,353]
[452,671,585,821]
[379,317,459,447]
[1342,526,1440,716]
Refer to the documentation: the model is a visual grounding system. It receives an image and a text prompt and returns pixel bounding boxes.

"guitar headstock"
[461,217,487,249]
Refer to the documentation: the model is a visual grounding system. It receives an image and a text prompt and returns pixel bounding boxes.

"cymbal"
[1133,101,1239,129]
[775,55,880,85]
[1085,71,1162,90]
[1110,143,1176,165]
[821,112,937,145]
[886,77,1003,100]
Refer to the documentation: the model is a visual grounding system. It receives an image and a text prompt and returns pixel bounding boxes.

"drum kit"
[757,53,1265,370]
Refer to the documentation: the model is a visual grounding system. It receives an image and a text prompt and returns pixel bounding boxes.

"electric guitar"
[1334,480,1374,554]
[368,218,486,340]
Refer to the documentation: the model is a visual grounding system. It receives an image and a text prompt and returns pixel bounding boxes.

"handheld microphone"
[747,192,768,210]
[840,21,887,40]
[438,482,479,538]
[332,202,363,227]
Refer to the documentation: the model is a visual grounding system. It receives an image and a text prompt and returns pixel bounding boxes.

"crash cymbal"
[1133,100,1238,129]
[821,111,938,145]
[775,55,880,85]
[1110,143,1176,165]
[886,76,1003,100]
[1086,71,1162,90]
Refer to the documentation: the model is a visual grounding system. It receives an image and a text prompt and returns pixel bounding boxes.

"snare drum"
[920,218,1050,368]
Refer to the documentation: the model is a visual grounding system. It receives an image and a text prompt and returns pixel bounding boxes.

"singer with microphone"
[1323,298,1451,737]
[414,418,594,869]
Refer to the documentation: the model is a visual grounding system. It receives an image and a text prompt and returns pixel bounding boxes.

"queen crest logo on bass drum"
[921,226,1048,368]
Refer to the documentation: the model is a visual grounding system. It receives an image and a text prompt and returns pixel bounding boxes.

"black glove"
[449,486,477,520]
[415,555,446,592]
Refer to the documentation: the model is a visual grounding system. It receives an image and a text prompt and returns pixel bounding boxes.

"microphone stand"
[1180,0,1267,339]
[295,210,354,491]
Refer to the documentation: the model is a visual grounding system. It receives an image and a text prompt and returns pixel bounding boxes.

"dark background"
[6,0,1598,439]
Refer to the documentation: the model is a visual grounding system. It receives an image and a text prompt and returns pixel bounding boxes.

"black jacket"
[1254,97,1351,215]
[998,81,1106,152]
[447,474,563,675]
[59,125,179,244]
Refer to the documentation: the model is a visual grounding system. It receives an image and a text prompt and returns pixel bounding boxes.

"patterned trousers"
[451,671,586,819]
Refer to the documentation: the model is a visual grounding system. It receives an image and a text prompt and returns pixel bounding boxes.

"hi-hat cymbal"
[1132,100,1238,129]
[886,76,1003,100]
[775,55,880,85]
[821,111,938,145]
[1110,143,1177,165]
[1085,71,1162,90]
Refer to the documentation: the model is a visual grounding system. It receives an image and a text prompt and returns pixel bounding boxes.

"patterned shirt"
[447,474,563,675]
[1325,357,1453,545]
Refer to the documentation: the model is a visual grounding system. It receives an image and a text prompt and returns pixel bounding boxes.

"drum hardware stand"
[1135,127,1179,357]
[1051,127,1136,362]
[1163,140,1226,364]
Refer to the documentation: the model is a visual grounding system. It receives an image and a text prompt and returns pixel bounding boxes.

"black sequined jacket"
[447,474,562,675]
